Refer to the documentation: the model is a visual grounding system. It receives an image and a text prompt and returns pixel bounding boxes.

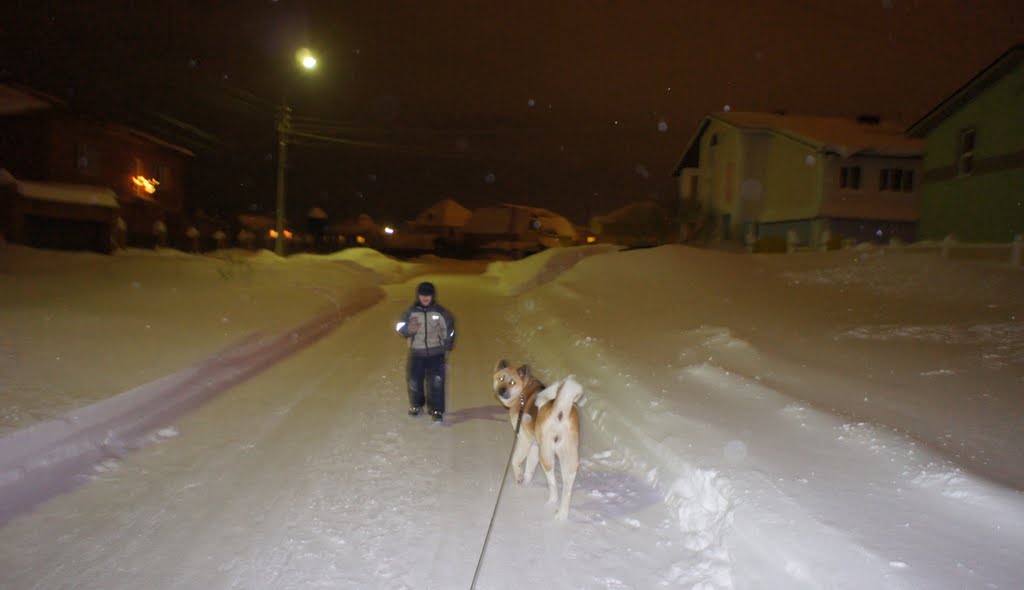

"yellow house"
[673,112,925,246]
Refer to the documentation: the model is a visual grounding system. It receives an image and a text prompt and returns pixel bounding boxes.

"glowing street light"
[275,47,319,256]
[296,48,318,71]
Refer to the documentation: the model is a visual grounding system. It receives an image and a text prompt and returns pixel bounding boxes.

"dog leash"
[469,395,526,590]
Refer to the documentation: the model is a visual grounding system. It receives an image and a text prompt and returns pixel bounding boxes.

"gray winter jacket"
[396,301,455,357]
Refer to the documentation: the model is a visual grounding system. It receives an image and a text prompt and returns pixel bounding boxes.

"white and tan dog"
[493,359,584,520]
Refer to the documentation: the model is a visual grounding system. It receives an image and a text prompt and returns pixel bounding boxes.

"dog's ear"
[517,364,531,379]
[495,359,509,371]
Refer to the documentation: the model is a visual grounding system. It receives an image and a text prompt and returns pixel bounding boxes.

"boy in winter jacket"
[395,281,456,422]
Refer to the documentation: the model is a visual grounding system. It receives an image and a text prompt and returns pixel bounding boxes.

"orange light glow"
[356,235,366,244]
[269,229,279,238]
[284,230,294,239]
[131,176,160,194]
[586,235,597,244]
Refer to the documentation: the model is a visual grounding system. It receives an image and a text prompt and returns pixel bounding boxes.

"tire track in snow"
[0,287,383,525]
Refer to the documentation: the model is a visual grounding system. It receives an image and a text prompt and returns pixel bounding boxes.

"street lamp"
[274,47,318,256]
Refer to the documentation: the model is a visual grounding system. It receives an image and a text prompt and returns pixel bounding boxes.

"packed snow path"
[1,245,1022,589]
[0,277,703,590]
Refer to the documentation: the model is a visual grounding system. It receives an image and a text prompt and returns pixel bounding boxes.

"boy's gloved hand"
[407,316,420,334]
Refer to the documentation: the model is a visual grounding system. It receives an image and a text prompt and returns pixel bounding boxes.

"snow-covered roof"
[675,112,923,174]
[104,124,195,157]
[592,200,659,224]
[413,198,472,227]
[334,214,377,233]
[237,214,276,231]
[713,111,924,158]
[508,204,578,239]
[463,204,577,239]
[0,169,119,209]
[0,84,58,115]
[908,43,1024,137]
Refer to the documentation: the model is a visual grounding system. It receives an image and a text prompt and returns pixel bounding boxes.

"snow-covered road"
[0,275,700,590]
[1,244,1022,589]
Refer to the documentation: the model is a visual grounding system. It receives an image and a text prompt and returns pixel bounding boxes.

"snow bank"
[482,244,619,295]
[498,243,1024,589]
[0,246,386,435]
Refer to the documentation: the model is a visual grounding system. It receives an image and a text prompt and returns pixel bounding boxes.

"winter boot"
[409,406,423,416]
[431,410,443,423]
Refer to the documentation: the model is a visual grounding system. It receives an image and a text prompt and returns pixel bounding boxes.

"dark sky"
[2,0,1022,226]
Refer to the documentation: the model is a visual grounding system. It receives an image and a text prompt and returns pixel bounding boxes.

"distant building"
[0,169,120,253]
[907,44,1024,242]
[411,198,472,233]
[332,214,378,248]
[384,198,473,253]
[462,203,578,256]
[590,200,675,247]
[0,84,193,248]
[673,111,924,246]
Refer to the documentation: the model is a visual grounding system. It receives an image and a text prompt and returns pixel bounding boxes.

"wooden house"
[907,44,1024,242]
[673,111,924,246]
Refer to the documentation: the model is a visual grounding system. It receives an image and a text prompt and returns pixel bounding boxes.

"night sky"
[2,0,1022,226]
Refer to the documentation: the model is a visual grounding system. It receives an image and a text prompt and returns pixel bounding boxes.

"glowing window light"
[356,235,366,244]
[131,176,160,194]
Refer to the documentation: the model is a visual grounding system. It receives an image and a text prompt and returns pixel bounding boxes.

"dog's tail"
[535,375,584,416]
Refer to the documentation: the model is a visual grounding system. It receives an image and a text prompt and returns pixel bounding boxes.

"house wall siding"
[919,62,1024,241]
[737,132,770,223]
[1,109,190,247]
[922,63,1023,171]
[759,134,819,222]
[820,155,921,222]
[919,168,1024,241]
[0,111,52,179]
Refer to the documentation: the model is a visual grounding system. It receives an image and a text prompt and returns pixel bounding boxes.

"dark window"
[879,169,889,191]
[957,128,975,176]
[890,169,903,191]
[840,167,849,188]
[843,165,860,188]
[902,170,914,192]
[156,165,171,189]
[76,143,99,175]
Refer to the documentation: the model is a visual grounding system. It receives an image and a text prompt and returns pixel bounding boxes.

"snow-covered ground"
[1,242,1022,589]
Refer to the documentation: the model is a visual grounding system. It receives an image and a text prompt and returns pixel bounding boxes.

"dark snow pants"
[408,353,446,414]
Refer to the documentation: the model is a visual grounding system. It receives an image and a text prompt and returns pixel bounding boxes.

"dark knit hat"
[416,281,436,297]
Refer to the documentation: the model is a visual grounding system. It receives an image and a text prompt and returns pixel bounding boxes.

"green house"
[907,44,1024,242]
